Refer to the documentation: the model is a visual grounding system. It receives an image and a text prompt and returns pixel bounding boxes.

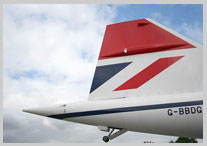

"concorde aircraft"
[23,18,203,142]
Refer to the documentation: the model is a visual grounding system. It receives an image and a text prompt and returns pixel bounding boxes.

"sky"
[3,4,203,143]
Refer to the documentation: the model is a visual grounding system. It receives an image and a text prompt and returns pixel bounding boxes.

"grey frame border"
[0,0,206,145]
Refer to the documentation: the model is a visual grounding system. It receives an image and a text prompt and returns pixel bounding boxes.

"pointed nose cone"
[23,107,50,117]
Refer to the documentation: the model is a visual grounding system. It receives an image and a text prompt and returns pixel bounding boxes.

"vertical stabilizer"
[88,18,202,101]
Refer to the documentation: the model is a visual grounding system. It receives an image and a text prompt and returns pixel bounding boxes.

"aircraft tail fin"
[88,18,202,101]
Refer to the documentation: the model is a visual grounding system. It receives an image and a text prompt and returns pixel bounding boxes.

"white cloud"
[151,12,172,26]
[3,4,118,143]
[151,12,162,20]
[4,5,110,81]
[174,22,203,44]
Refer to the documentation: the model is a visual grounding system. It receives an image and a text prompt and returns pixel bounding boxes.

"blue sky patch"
[9,70,48,80]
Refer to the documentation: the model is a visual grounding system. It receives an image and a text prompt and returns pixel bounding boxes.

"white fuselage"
[27,92,202,138]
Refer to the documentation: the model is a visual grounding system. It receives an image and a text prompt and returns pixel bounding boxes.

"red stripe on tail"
[114,56,184,91]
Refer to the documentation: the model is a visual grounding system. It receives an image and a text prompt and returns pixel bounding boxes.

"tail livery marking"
[114,56,184,91]
[89,18,199,101]
[99,19,195,60]
[90,62,131,93]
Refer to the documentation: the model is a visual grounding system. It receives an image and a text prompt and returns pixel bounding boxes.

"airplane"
[23,18,203,143]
